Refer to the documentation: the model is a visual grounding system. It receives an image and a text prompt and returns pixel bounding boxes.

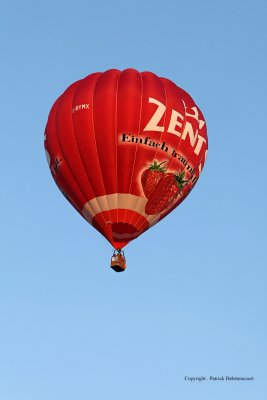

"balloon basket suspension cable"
[110,248,126,272]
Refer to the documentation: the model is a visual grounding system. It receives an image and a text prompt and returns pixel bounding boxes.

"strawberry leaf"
[149,160,167,172]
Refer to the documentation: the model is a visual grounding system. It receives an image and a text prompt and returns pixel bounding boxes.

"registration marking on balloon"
[72,103,90,113]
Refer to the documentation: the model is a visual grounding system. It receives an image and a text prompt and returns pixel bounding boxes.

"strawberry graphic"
[145,171,188,215]
[141,160,167,198]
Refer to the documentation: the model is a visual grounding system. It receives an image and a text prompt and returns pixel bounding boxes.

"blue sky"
[0,0,266,399]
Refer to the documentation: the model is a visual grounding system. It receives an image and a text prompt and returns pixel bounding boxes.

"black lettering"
[161,142,168,152]
[121,133,130,142]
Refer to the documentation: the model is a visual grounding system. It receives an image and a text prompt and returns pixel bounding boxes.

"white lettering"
[72,104,90,113]
[194,135,207,155]
[143,97,166,132]
[186,106,199,121]
[199,119,205,129]
[143,97,207,155]
[181,121,198,147]
[186,106,205,129]
[167,109,184,136]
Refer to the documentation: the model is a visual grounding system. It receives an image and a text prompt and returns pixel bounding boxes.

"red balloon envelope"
[44,68,208,250]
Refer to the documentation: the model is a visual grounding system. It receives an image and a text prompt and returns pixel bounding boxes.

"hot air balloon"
[44,68,208,272]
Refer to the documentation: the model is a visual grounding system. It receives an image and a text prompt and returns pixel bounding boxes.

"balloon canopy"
[44,68,208,249]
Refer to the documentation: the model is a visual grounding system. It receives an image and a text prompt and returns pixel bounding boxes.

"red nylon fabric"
[44,68,208,248]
